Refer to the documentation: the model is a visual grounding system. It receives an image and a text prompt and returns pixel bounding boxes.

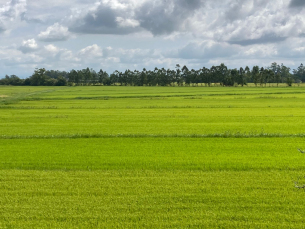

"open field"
[0,138,305,171]
[1,86,305,136]
[1,170,305,228]
[1,85,305,228]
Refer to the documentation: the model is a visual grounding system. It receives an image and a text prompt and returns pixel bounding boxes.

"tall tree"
[200,67,211,86]
[182,65,190,86]
[293,63,305,82]
[236,67,246,86]
[98,69,110,85]
[83,68,92,85]
[55,76,67,86]
[91,69,98,85]
[140,68,148,86]
[110,72,119,85]
[251,66,260,86]
[68,69,78,84]
[175,64,182,86]
[30,68,48,86]
[269,62,281,86]
[77,70,84,85]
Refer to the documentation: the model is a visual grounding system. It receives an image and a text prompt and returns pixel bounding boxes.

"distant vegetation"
[1,62,304,87]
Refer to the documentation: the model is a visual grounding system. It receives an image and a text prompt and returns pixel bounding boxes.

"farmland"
[1,85,305,228]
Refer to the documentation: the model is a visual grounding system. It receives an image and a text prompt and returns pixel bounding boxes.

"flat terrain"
[1,85,305,228]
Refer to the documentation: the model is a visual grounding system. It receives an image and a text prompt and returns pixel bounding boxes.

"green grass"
[1,86,305,137]
[1,86,305,228]
[1,170,305,228]
[0,107,305,136]
[0,138,304,171]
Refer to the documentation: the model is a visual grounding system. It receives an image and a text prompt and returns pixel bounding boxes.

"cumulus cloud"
[0,0,26,32]
[64,0,305,45]
[68,0,204,36]
[41,44,80,63]
[3,0,305,76]
[197,0,305,46]
[69,2,142,35]
[223,0,268,22]
[75,44,161,67]
[44,44,59,53]
[38,23,71,41]
[78,44,103,58]
[116,17,139,28]
[136,0,203,35]
[18,39,39,53]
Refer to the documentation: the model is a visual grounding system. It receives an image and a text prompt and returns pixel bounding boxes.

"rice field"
[1,85,305,228]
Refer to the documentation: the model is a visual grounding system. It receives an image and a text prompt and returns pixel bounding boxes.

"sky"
[1,0,305,77]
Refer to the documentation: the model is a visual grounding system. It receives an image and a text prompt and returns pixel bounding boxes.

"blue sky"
[1,0,305,77]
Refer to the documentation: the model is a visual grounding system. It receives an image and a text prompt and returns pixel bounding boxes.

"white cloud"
[3,0,305,77]
[116,17,140,28]
[60,49,80,62]
[44,44,59,53]
[0,0,26,33]
[38,23,71,41]
[18,39,38,53]
[78,44,103,58]
[193,0,305,45]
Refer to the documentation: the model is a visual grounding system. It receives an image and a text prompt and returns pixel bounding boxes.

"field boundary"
[1,132,305,139]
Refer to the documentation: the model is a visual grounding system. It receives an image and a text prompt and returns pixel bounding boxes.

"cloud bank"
[1,0,305,77]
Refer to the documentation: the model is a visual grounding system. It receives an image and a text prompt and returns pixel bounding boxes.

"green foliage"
[286,77,294,87]
[1,62,304,87]
[55,76,67,86]
[293,63,305,82]
[0,75,24,85]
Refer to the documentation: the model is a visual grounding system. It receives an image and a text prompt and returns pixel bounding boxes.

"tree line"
[1,62,304,86]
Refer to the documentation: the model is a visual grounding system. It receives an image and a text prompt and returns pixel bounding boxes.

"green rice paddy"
[1,85,305,228]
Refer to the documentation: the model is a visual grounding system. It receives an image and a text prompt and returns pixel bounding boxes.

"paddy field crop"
[1,85,305,228]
